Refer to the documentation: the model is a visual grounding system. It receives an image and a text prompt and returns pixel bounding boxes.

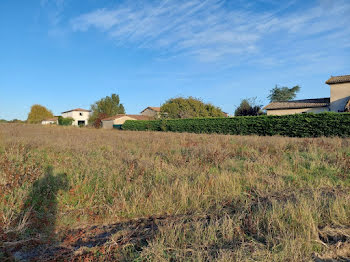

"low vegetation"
[58,116,74,126]
[0,124,349,261]
[123,113,350,137]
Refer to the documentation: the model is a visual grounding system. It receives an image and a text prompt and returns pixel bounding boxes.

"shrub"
[123,113,350,137]
[234,98,263,116]
[58,116,74,126]
[92,113,109,128]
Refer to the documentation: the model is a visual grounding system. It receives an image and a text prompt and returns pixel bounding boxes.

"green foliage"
[268,85,301,102]
[123,113,350,137]
[160,97,226,119]
[58,116,74,126]
[235,98,263,116]
[27,104,54,124]
[89,94,125,127]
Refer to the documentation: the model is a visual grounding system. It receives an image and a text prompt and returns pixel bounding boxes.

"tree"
[27,104,54,124]
[160,97,226,119]
[234,98,263,116]
[268,85,301,102]
[89,94,125,127]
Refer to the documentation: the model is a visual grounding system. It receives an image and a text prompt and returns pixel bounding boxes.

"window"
[79,112,83,116]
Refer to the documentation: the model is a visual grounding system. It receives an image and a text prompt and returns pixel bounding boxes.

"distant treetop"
[160,96,226,119]
[268,85,301,102]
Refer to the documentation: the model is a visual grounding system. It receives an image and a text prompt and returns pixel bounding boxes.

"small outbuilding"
[101,114,152,129]
[264,98,330,115]
[140,107,161,118]
[41,117,58,125]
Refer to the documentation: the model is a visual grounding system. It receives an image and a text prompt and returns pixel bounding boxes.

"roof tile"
[325,75,350,84]
[102,114,153,121]
[62,108,91,114]
[264,98,330,110]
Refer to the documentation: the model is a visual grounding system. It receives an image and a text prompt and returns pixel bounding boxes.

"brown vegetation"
[0,124,349,261]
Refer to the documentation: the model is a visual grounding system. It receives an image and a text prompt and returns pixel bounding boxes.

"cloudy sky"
[1,0,349,119]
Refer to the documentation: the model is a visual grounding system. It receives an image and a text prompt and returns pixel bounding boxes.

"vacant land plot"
[0,124,349,261]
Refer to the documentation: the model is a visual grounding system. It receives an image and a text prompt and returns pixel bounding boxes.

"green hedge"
[122,113,350,137]
[58,116,74,126]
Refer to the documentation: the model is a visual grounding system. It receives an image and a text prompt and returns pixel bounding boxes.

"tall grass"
[0,124,349,261]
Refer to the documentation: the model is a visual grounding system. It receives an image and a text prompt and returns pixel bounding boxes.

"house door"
[78,120,85,126]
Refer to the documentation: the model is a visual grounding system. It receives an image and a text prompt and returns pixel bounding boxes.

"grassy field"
[0,124,349,261]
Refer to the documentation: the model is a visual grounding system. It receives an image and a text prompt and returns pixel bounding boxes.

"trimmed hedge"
[122,113,350,137]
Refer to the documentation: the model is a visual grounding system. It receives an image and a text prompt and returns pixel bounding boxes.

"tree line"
[15,84,301,126]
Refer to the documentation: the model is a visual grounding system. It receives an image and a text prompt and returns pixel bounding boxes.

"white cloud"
[41,0,67,26]
[70,0,350,63]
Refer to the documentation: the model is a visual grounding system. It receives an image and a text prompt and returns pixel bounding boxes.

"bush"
[122,113,350,137]
[234,98,263,116]
[58,116,74,126]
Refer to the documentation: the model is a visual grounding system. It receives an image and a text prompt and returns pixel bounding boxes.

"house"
[264,75,350,115]
[140,107,161,118]
[101,114,152,129]
[61,108,91,126]
[41,117,58,125]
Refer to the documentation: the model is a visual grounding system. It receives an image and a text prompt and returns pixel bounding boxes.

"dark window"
[79,112,83,116]
[78,120,85,126]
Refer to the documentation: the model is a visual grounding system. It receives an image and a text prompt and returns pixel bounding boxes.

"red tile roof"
[264,98,330,110]
[325,75,350,85]
[101,114,153,121]
[61,108,91,114]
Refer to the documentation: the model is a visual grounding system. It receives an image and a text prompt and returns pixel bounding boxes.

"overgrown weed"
[0,123,349,261]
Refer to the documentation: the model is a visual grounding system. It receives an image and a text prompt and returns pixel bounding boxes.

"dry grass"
[0,123,349,261]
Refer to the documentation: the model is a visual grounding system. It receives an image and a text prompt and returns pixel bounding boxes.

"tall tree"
[89,94,125,127]
[161,97,226,119]
[268,85,301,102]
[234,98,263,116]
[27,104,54,124]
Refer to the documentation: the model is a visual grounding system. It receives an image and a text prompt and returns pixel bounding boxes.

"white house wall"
[61,111,90,126]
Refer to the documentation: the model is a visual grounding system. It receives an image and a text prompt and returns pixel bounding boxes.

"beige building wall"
[330,82,350,112]
[266,107,329,116]
[102,120,114,129]
[61,111,90,126]
[102,116,138,129]
[141,108,158,117]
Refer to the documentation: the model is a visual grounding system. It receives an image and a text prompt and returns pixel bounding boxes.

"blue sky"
[1,0,349,120]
